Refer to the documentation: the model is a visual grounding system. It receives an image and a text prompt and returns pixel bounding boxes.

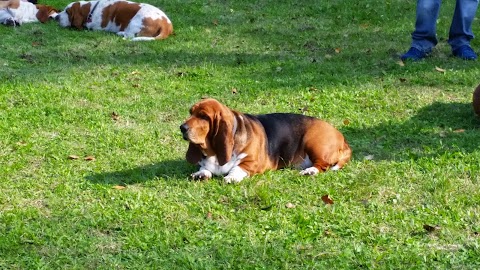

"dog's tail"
[330,140,352,171]
[131,17,173,42]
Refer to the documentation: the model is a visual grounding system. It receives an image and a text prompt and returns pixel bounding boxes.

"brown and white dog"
[180,98,352,183]
[0,0,58,26]
[56,0,173,41]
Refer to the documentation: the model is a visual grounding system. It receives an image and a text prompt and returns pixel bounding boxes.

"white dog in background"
[56,0,173,41]
[0,0,58,26]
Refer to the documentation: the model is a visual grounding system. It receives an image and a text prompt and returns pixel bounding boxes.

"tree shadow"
[344,101,480,161]
[85,159,194,185]
[2,1,478,91]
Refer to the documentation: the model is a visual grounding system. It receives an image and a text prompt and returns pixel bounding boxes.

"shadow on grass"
[344,101,480,161]
[3,21,479,92]
[85,159,194,185]
[86,102,480,185]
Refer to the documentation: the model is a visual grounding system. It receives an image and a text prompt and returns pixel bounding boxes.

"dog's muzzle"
[180,123,189,141]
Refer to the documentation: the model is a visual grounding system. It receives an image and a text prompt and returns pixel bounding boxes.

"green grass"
[1,0,480,268]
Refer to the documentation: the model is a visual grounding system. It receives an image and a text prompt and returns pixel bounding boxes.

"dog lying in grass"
[56,0,173,41]
[0,0,58,26]
[180,98,352,183]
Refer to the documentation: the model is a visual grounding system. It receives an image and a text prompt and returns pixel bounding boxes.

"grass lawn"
[1,0,480,268]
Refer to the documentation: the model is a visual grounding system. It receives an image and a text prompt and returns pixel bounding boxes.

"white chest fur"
[191,153,248,183]
[199,153,247,175]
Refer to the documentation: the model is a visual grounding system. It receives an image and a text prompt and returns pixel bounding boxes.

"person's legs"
[448,0,479,49]
[411,0,442,52]
[402,0,441,60]
[449,0,478,59]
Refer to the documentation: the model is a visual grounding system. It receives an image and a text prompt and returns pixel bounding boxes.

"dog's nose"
[180,123,189,140]
[180,123,189,133]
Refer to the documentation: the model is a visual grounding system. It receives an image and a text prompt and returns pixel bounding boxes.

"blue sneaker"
[401,47,428,61]
[452,45,477,60]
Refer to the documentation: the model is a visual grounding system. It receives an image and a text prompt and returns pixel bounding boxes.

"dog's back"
[252,113,351,170]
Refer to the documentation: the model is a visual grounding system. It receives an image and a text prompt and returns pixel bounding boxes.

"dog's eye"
[197,113,209,121]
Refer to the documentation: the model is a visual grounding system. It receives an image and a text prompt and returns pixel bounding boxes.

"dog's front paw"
[191,170,212,180]
[223,167,248,184]
[5,18,20,27]
[299,167,319,176]
[224,175,243,184]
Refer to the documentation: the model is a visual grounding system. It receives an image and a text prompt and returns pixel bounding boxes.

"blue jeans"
[411,0,479,52]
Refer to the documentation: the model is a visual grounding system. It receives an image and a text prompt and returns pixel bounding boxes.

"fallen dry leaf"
[324,54,332,59]
[231,88,238,94]
[364,154,374,161]
[285,202,296,208]
[453,129,465,133]
[334,48,341,53]
[131,71,141,75]
[343,119,350,125]
[212,19,218,26]
[423,224,441,232]
[397,60,405,67]
[435,66,446,73]
[68,155,80,160]
[113,185,126,190]
[321,194,334,205]
[111,111,120,121]
[206,212,213,219]
[84,156,96,161]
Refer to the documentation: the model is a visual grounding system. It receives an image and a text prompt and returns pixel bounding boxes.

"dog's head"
[56,1,91,29]
[36,4,59,23]
[180,98,235,166]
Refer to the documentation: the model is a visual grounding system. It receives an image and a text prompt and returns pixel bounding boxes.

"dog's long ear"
[186,143,203,164]
[35,5,56,23]
[69,2,89,29]
[211,109,234,166]
[68,3,81,29]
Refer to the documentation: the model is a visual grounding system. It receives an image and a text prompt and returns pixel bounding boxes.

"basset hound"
[56,0,173,41]
[0,0,58,26]
[180,98,352,183]
[473,83,480,116]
